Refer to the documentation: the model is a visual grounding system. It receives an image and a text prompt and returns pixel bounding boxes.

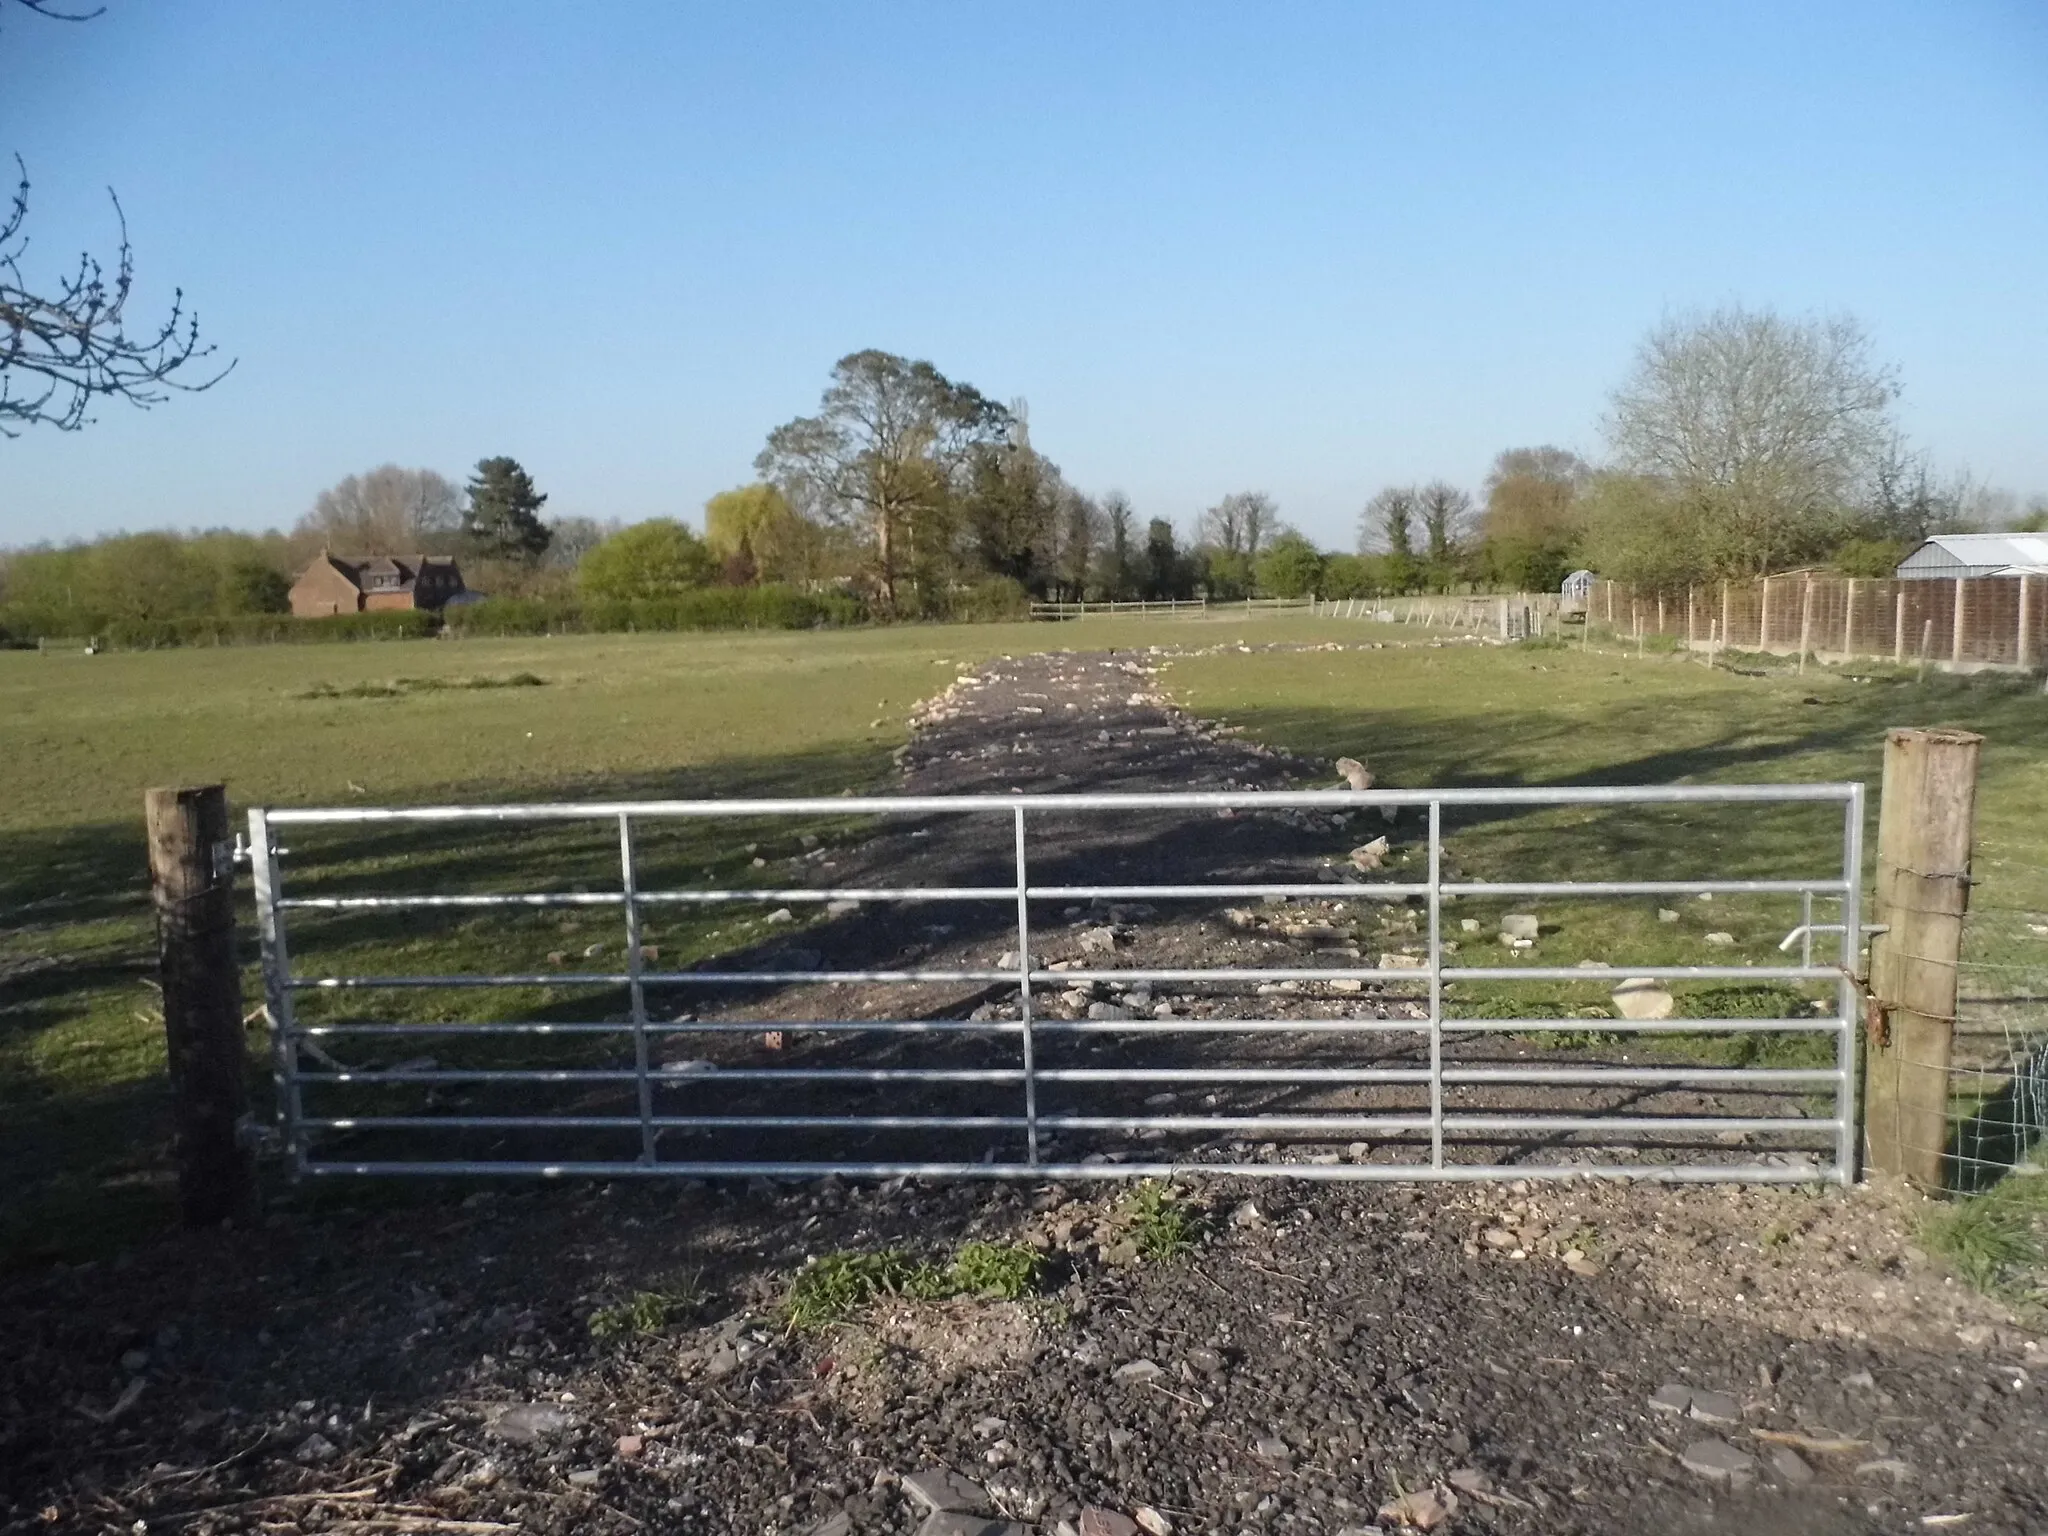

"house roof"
[302,553,462,590]
[1896,533,2048,578]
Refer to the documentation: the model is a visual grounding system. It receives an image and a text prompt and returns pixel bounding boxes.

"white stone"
[1611,977,1675,1020]
[1499,913,1540,940]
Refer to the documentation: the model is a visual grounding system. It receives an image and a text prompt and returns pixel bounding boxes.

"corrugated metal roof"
[1896,533,2048,579]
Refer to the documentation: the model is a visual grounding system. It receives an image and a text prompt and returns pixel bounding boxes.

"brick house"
[289,553,467,617]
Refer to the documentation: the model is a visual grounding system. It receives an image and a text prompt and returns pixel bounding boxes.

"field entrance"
[254,654,1862,1184]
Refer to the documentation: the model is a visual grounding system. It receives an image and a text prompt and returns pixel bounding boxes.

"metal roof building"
[1895,533,2048,580]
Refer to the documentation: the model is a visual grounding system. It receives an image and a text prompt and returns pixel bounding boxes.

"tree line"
[8,307,2044,640]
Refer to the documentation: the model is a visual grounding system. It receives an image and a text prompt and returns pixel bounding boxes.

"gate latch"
[1864,994,1890,1050]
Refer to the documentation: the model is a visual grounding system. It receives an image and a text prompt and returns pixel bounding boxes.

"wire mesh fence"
[1946,854,2048,1192]
[1590,573,2048,672]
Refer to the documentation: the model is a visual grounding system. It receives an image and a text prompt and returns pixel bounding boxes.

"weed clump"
[1121,1180,1201,1261]
[782,1241,1043,1329]
[1924,1178,2048,1301]
[589,1277,703,1339]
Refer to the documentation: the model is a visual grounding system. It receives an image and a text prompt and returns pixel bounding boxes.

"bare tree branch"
[0,160,230,435]
[2,2,229,435]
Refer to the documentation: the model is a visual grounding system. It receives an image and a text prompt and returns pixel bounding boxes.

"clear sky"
[2,1,2044,550]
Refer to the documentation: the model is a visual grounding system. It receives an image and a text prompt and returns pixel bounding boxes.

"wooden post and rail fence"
[144,736,1993,1216]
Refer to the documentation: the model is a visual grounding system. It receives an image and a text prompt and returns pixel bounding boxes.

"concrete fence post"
[1863,728,1981,1188]
[1894,589,1907,665]
[145,785,257,1225]
[1952,577,1967,666]
[2019,575,2034,671]
[1797,578,1815,675]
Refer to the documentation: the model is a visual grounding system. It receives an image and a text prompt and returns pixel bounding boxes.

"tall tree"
[1481,446,1589,591]
[756,350,1009,610]
[1,4,227,435]
[464,456,552,562]
[1605,305,1898,575]
[961,414,1062,590]
[1417,481,1471,588]
[1361,487,1420,594]
[1054,488,1100,601]
[294,466,464,555]
[1142,518,1189,599]
[1199,491,1277,559]
[1097,490,1137,600]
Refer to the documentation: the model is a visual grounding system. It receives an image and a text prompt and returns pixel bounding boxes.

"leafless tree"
[1605,306,1898,574]
[1417,481,1473,571]
[1359,486,1417,557]
[1,4,228,435]
[293,466,465,556]
[1199,491,1276,558]
[1483,446,1590,497]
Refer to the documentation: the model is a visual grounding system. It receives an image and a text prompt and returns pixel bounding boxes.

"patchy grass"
[1923,1176,2048,1305]
[296,671,548,700]
[8,615,2048,1272]
[589,1276,706,1339]
[1,615,1343,1268]
[782,1240,1043,1328]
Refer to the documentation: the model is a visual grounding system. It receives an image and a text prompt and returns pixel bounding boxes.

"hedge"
[0,609,438,649]
[444,585,867,637]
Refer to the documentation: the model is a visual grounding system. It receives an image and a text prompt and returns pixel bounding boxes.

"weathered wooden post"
[1863,728,1981,1187]
[145,785,256,1225]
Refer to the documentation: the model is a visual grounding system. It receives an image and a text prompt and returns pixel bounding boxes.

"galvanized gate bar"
[251,781,1865,1185]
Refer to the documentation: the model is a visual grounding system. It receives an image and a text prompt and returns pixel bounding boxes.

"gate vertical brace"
[248,808,306,1177]
[1427,800,1445,1169]
[1012,805,1041,1166]
[617,813,656,1165]
[1838,783,1865,1183]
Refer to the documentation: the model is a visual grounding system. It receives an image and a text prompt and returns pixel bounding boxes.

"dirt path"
[619,645,1830,1175]
[2,643,2044,1536]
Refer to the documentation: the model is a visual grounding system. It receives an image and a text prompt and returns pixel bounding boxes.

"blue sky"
[2,1,2044,550]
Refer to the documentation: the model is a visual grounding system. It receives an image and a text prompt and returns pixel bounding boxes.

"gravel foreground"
[3,643,2043,1535]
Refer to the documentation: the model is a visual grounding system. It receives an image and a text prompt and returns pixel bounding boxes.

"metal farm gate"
[249,784,1864,1184]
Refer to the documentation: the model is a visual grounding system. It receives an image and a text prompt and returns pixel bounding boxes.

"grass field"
[4,614,2047,1276]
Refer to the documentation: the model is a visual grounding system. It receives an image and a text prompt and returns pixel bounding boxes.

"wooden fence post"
[145,785,256,1226]
[1894,589,1907,665]
[1797,578,1815,675]
[1863,728,1982,1187]
[1952,577,1967,667]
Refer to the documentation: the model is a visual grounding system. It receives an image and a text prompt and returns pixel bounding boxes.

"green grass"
[1168,638,2048,1021]
[589,1276,705,1339]
[1923,1176,2048,1305]
[0,614,1337,1268]
[6,614,2048,1276]
[781,1240,1043,1328]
